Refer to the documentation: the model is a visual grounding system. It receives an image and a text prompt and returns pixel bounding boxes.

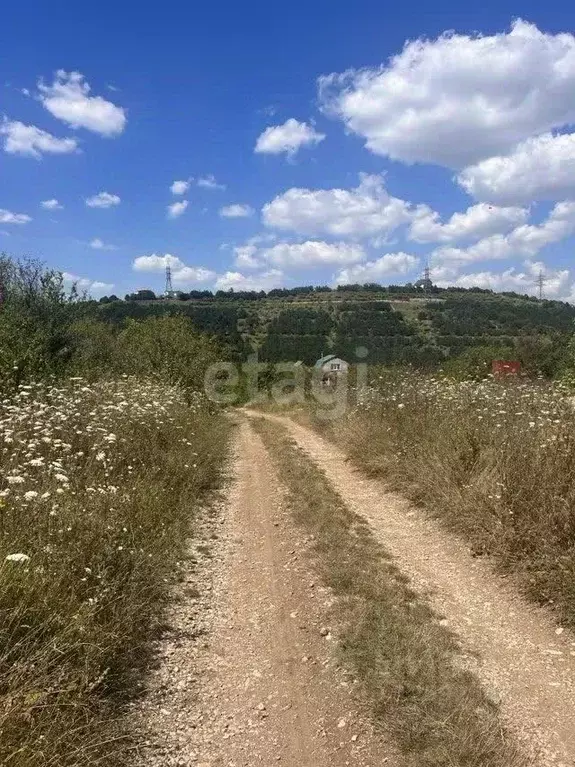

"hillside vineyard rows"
[96,286,575,374]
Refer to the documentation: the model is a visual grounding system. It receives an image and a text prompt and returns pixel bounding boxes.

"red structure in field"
[492,360,521,377]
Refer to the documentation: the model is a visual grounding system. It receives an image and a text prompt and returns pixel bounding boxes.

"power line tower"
[165,264,174,296]
[414,261,433,291]
[535,269,548,300]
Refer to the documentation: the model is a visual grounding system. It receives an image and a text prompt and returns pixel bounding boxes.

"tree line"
[115,283,552,303]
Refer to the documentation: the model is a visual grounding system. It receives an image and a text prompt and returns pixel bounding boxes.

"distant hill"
[95,285,575,371]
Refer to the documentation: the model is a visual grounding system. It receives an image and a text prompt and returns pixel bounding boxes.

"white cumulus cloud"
[255,118,325,157]
[232,234,278,269]
[319,20,575,168]
[261,241,365,268]
[409,203,528,244]
[133,254,186,272]
[436,260,575,301]
[90,238,117,250]
[41,199,63,210]
[234,244,260,269]
[170,179,191,195]
[334,253,420,285]
[1,119,78,158]
[263,173,412,238]
[85,192,120,209]
[432,201,575,267]
[63,272,114,295]
[132,254,215,285]
[173,266,216,285]
[167,200,189,219]
[0,209,31,225]
[197,174,226,190]
[215,269,284,292]
[220,204,254,218]
[458,133,575,204]
[38,71,126,136]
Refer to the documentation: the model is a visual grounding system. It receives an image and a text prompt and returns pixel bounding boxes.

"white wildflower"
[5,553,30,563]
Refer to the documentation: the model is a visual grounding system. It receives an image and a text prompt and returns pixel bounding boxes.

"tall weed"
[0,377,230,765]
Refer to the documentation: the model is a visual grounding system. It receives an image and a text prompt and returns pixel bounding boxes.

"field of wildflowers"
[310,372,575,627]
[0,376,229,766]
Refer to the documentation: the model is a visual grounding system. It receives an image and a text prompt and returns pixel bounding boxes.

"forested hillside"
[3,253,573,379]
[95,285,575,373]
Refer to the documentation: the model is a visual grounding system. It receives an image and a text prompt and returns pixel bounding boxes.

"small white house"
[314,354,349,384]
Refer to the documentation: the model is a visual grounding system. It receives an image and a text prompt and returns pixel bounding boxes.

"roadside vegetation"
[307,370,575,629]
[0,255,231,765]
[0,378,229,766]
[254,417,530,767]
[0,255,223,393]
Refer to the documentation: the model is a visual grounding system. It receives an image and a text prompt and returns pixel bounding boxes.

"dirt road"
[138,419,395,766]
[139,414,575,767]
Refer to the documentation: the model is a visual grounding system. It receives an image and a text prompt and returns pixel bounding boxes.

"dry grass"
[253,416,530,767]
[308,372,575,629]
[0,378,230,766]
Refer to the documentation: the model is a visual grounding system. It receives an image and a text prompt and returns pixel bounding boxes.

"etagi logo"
[204,347,369,420]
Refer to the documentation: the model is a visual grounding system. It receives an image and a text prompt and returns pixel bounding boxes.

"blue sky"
[3,2,575,300]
